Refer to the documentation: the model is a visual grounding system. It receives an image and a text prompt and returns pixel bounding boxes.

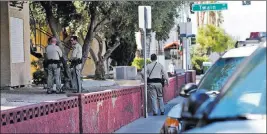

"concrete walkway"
[115,96,185,133]
[1,79,140,110]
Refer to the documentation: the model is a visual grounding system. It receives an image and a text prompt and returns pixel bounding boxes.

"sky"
[191,1,266,40]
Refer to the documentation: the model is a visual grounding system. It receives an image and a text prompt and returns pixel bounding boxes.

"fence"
[1,71,196,133]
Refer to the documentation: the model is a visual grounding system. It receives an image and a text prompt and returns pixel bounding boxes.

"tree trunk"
[81,4,97,71]
[94,60,106,80]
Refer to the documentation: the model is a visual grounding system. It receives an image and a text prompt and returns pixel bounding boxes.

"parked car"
[184,42,266,133]
[160,38,266,133]
[202,62,212,74]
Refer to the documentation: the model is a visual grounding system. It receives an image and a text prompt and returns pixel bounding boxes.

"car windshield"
[198,57,244,91]
[209,48,266,119]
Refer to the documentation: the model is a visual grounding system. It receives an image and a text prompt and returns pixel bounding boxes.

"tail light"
[160,117,181,134]
[165,117,179,127]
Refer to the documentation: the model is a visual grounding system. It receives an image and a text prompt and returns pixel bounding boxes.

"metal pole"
[143,7,148,118]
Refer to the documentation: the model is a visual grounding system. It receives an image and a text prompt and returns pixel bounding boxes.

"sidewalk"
[115,96,185,133]
[1,79,140,110]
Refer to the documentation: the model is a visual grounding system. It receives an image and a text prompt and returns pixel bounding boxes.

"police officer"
[44,37,63,94]
[142,54,169,116]
[69,36,83,93]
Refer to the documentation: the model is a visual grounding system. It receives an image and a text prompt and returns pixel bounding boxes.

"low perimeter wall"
[1,71,196,133]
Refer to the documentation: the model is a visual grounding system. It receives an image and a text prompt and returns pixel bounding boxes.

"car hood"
[184,119,266,133]
[167,103,183,119]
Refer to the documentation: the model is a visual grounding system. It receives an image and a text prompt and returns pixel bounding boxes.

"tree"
[33,1,188,80]
[196,24,235,55]
[109,1,187,67]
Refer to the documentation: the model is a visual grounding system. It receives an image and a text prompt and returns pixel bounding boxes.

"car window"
[209,48,266,118]
[198,57,244,91]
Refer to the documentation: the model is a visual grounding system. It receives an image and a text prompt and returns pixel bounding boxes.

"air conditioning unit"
[114,66,137,80]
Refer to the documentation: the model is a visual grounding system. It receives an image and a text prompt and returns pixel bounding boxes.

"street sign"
[138,6,151,29]
[192,3,228,11]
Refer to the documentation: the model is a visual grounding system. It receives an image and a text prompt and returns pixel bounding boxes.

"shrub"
[32,69,65,85]
[131,57,151,71]
[33,70,46,85]
[191,56,209,75]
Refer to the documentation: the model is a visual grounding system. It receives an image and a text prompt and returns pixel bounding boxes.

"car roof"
[222,46,258,58]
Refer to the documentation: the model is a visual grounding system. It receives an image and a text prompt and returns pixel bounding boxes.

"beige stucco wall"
[0,2,31,87]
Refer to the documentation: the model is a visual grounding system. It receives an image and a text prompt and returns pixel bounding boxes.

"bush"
[191,56,209,75]
[131,57,151,71]
[33,70,46,85]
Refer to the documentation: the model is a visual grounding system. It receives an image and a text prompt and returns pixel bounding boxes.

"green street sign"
[192,3,228,11]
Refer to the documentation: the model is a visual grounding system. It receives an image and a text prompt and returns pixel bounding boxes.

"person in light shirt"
[69,36,83,93]
[168,59,176,76]
[141,54,169,116]
[44,37,63,94]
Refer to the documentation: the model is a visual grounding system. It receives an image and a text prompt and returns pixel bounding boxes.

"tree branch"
[93,18,110,32]
[103,38,120,61]
[93,3,114,32]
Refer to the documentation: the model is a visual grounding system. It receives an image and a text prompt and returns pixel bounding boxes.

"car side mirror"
[180,83,198,97]
[181,90,210,119]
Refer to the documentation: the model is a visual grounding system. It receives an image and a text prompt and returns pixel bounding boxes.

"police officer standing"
[69,36,83,93]
[141,54,169,116]
[44,37,63,94]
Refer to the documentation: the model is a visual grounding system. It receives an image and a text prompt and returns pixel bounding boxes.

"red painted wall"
[0,73,196,133]
[80,86,143,133]
[163,77,176,103]
[0,97,80,133]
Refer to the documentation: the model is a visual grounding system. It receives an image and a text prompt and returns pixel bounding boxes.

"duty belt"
[47,59,60,64]
[147,78,162,83]
[70,59,82,67]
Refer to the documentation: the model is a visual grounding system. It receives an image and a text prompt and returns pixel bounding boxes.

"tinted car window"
[209,48,266,118]
[198,57,244,91]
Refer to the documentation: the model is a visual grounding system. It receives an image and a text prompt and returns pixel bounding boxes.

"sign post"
[138,6,151,118]
[192,3,228,12]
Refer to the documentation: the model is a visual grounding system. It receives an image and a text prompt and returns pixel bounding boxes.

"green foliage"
[191,56,209,75]
[110,38,137,66]
[32,70,46,85]
[32,1,189,80]
[197,24,235,54]
[190,45,207,58]
[131,58,152,71]
[109,1,187,65]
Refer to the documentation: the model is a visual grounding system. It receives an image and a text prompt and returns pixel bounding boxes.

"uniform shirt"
[44,44,63,60]
[141,61,169,82]
[71,43,82,60]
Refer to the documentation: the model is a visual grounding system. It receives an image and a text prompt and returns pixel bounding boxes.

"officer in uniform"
[69,36,83,93]
[141,54,169,116]
[44,37,63,94]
